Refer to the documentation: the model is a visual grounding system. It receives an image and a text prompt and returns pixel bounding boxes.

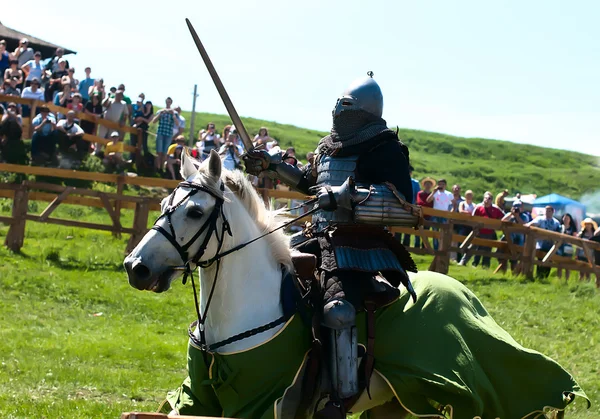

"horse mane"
[195,165,293,273]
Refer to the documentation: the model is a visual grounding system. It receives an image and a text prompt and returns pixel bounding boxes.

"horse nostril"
[132,263,151,281]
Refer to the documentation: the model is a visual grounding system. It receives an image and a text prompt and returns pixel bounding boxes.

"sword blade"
[185,18,254,152]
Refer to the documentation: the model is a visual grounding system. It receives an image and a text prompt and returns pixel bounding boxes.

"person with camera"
[218,126,243,171]
[426,178,453,250]
[31,106,57,164]
[496,200,528,273]
[198,122,221,160]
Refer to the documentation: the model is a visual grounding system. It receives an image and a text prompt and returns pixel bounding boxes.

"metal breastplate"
[313,155,361,226]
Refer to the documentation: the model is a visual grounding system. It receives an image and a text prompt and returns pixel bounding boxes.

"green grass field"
[0,201,599,418]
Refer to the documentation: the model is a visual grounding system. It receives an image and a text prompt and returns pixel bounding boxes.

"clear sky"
[3,0,599,155]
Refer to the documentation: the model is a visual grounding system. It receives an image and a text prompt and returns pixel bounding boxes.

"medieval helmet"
[332,71,383,120]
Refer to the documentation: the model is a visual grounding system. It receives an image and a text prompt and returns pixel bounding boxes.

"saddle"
[289,252,398,418]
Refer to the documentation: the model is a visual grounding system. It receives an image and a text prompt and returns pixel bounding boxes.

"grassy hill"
[0,202,599,417]
[165,111,600,200]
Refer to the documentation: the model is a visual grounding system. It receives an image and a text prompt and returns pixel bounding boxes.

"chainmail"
[317,110,393,154]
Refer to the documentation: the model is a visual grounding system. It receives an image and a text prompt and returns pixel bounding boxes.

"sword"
[185,18,254,153]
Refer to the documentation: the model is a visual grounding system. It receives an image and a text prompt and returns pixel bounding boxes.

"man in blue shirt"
[526,205,562,279]
[78,67,95,104]
[31,106,57,164]
[402,165,421,248]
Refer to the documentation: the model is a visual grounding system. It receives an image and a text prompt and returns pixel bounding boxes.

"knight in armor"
[244,73,420,417]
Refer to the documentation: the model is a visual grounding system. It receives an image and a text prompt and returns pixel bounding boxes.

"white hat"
[58,57,67,64]
[110,131,120,138]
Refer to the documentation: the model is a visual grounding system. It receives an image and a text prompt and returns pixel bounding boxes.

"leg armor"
[322,298,358,400]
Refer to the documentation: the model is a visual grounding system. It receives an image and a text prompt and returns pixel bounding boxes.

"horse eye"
[186,207,204,219]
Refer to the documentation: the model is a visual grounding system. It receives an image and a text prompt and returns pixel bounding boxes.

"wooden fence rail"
[0,163,598,285]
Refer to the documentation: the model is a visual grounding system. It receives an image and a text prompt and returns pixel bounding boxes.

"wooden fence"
[0,163,598,284]
[0,94,142,153]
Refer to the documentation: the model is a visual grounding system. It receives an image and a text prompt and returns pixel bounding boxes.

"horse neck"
[199,199,284,353]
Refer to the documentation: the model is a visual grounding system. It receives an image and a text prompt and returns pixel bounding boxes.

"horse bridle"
[152,181,230,269]
[151,180,318,357]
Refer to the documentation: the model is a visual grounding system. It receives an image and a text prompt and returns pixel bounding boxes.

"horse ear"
[208,149,222,179]
[180,147,198,180]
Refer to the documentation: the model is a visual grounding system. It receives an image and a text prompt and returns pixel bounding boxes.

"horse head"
[124,149,230,292]
[124,149,292,294]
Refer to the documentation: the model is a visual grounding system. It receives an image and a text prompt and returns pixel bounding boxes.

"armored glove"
[316,177,355,212]
[242,149,271,176]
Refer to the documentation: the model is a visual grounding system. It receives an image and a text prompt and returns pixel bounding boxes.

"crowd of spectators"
[405,170,600,281]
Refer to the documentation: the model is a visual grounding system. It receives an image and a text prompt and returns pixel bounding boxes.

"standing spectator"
[589,228,600,287]
[13,38,34,67]
[457,189,476,236]
[0,104,27,164]
[20,78,44,117]
[459,191,505,268]
[4,60,24,88]
[53,84,72,116]
[198,122,220,159]
[88,78,106,101]
[416,177,435,247]
[575,218,598,282]
[21,51,43,87]
[78,67,94,104]
[65,68,78,91]
[253,127,273,148]
[557,213,577,281]
[0,41,10,77]
[402,165,421,248]
[497,201,528,273]
[218,127,244,171]
[449,184,465,261]
[81,94,103,136]
[117,83,132,119]
[130,96,151,155]
[99,90,129,138]
[56,110,86,155]
[173,106,185,139]
[31,106,57,164]
[525,205,562,279]
[426,178,453,250]
[46,58,69,102]
[150,97,177,172]
[45,48,69,73]
[495,189,509,211]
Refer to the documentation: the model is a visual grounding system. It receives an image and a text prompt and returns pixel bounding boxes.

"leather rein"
[152,180,317,355]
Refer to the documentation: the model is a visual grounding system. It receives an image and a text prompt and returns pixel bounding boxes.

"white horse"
[124,150,588,419]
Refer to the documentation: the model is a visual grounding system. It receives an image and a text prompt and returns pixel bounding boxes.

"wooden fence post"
[521,233,537,279]
[113,175,125,237]
[428,223,452,274]
[4,185,29,252]
[126,200,150,253]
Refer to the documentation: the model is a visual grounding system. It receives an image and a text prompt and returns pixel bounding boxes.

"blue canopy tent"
[532,193,586,225]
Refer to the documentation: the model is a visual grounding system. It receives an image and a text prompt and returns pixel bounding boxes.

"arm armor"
[317,177,423,227]
[266,151,308,192]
